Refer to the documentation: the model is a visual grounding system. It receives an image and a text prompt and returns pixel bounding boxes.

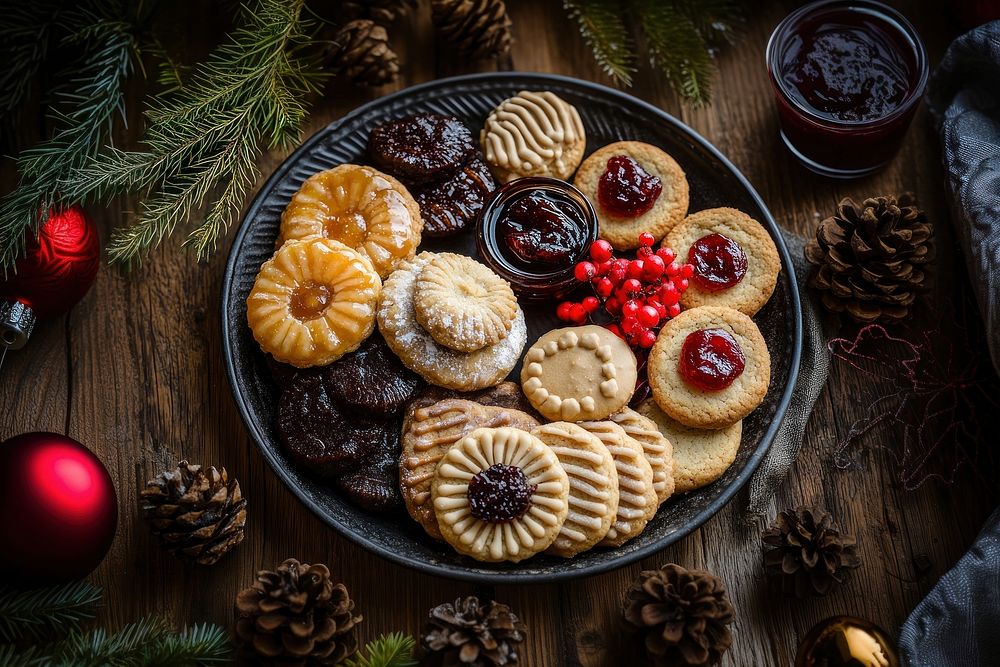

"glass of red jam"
[477,177,598,302]
[766,0,928,178]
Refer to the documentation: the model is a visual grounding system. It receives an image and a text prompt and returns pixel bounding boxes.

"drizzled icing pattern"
[610,408,674,504]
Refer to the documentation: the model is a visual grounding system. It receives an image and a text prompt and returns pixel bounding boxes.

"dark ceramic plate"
[222,73,802,583]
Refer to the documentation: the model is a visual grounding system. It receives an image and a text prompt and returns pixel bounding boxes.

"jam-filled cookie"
[411,156,496,237]
[647,305,770,429]
[414,253,518,352]
[531,422,619,558]
[247,238,381,368]
[520,325,637,422]
[574,141,689,250]
[368,113,476,184]
[278,164,422,278]
[432,427,569,562]
[481,91,586,183]
[665,207,780,316]
[638,399,742,493]
[609,408,674,504]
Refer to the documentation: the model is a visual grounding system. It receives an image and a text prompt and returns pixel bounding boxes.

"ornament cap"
[1,300,35,351]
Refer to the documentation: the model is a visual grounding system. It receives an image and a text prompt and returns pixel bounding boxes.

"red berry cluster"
[556,232,694,349]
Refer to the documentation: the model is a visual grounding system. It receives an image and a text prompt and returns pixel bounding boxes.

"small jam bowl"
[476,177,598,303]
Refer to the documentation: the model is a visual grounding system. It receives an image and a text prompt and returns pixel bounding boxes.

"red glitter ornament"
[0,432,117,585]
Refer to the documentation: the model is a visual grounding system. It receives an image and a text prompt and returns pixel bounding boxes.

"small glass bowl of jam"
[476,177,598,302]
[766,0,928,178]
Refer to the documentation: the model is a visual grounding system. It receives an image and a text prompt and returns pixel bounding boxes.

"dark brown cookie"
[335,437,402,512]
[368,113,475,184]
[323,331,424,417]
[412,156,496,237]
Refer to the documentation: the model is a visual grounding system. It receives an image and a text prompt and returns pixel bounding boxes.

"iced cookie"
[481,91,586,183]
[432,427,570,562]
[520,325,637,422]
[609,408,674,504]
[278,164,422,278]
[413,253,518,352]
[247,238,381,368]
[378,253,527,391]
[648,306,770,429]
[400,398,539,540]
[638,399,742,493]
[369,113,476,184]
[531,422,619,558]
[574,141,689,250]
[665,207,780,316]
[578,421,657,547]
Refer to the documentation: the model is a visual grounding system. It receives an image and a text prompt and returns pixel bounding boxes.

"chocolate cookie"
[411,156,496,237]
[323,331,424,417]
[368,113,475,184]
[335,434,402,512]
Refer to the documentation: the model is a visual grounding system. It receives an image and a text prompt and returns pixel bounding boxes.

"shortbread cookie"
[247,238,382,368]
[609,408,674,504]
[432,427,570,562]
[520,325,637,422]
[400,398,539,539]
[378,253,527,391]
[648,306,770,429]
[666,207,780,316]
[638,399,742,493]
[574,141,689,250]
[531,422,619,558]
[481,91,586,183]
[414,253,518,352]
[578,421,657,547]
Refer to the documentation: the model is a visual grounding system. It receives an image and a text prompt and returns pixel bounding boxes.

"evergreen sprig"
[344,633,417,667]
[0,582,102,643]
[563,0,635,86]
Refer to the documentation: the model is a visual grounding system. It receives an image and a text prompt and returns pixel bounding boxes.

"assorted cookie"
[609,408,674,504]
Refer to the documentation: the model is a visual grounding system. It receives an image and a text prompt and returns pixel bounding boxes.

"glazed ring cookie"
[574,141,690,250]
[247,239,381,368]
[278,164,423,278]
[413,253,518,352]
[520,325,637,422]
[609,408,674,504]
[577,421,657,547]
[531,422,619,558]
[638,399,742,493]
[400,398,539,540]
[378,253,527,391]
[647,306,770,429]
[665,207,780,316]
[432,427,570,562]
[480,90,586,183]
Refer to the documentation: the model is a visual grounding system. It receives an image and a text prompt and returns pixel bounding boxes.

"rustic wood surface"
[2,1,998,665]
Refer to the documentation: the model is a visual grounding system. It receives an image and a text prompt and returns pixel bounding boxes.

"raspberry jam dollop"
[497,191,589,270]
[597,155,662,218]
[688,233,748,292]
[467,463,536,523]
[679,328,746,391]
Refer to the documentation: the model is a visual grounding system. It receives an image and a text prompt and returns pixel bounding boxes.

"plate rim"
[221,71,803,583]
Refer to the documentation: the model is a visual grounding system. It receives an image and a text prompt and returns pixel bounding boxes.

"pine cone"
[762,507,862,597]
[421,596,526,666]
[805,193,934,322]
[341,0,417,24]
[431,0,512,59]
[623,564,734,667]
[325,19,400,86]
[139,460,246,565]
[235,559,362,665]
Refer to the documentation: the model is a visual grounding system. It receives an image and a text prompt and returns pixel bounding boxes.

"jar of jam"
[766,0,928,178]
[476,177,598,302]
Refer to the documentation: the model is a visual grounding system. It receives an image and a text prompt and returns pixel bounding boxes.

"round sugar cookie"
[609,408,674,504]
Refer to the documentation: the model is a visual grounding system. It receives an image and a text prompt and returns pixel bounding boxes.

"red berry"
[604,297,622,315]
[569,303,587,323]
[623,278,643,294]
[656,247,676,264]
[665,261,681,276]
[574,261,596,282]
[638,232,655,247]
[637,304,659,327]
[582,296,600,313]
[595,277,614,297]
[652,301,668,319]
[638,329,657,348]
[556,301,574,321]
[594,260,612,277]
[680,263,694,279]
[678,278,690,291]
[659,285,680,305]
[621,316,641,335]
[622,300,640,319]
[606,323,623,339]
[643,254,665,280]
[636,246,654,259]
[589,239,613,263]
[668,303,681,317]
[627,259,645,280]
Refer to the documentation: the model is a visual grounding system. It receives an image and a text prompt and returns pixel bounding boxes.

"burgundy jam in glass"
[766,0,928,178]
[477,177,598,302]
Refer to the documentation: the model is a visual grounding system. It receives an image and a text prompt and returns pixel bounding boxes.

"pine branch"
[632,0,715,105]
[674,0,744,48]
[0,582,102,643]
[53,616,170,667]
[0,2,62,121]
[563,0,635,86]
[137,623,232,665]
[344,633,418,667]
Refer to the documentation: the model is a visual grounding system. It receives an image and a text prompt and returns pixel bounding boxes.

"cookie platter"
[223,73,802,582]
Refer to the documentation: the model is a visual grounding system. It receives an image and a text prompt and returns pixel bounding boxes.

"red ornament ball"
[0,432,117,585]
[0,206,101,320]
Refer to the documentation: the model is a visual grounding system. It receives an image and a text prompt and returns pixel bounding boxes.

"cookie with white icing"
[610,407,675,504]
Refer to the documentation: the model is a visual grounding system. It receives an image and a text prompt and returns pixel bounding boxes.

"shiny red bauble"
[0,432,117,585]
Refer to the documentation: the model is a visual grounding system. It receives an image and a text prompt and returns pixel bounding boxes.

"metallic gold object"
[796,616,899,667]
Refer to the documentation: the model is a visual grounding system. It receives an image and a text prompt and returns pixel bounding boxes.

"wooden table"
[3,1,997,664]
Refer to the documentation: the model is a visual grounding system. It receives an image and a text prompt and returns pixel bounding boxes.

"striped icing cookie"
[610,408,675,504]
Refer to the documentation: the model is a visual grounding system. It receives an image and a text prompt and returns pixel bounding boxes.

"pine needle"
[0,1,62,121]
[632,0,715,106]
[344,633,418,667]
[563,0,635,86]
[0,582,102,643]
[138,622,232,665]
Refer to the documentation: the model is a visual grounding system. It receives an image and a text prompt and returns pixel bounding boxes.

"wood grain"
[1,1,997,665]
